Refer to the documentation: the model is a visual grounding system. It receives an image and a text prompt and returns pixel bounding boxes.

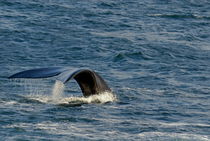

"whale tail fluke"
[8,67,111,97]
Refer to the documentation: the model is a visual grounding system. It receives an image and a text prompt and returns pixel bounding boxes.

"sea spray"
[19,79,51,95]
[51,80,65,103]
[11,79,39,94]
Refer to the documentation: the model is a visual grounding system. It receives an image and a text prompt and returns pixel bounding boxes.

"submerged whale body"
[8,67,111,97]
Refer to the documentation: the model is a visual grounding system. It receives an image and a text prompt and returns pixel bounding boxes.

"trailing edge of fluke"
[8,67,111,97]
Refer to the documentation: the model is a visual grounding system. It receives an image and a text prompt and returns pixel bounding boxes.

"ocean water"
[1,0,210,140]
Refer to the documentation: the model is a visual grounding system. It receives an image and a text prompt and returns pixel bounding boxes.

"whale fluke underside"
[8,67,111,97]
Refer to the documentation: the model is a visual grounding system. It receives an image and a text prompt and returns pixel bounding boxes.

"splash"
[51,80,65,103]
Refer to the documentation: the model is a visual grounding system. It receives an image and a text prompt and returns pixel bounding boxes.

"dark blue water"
[1,0,210,140]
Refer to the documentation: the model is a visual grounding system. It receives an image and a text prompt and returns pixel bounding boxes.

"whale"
[8,67,111,97]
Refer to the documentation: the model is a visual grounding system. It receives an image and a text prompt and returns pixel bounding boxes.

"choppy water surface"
[1,0,210,140]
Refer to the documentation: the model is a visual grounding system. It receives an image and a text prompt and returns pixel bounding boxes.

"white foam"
[2,100,18,106]
[159,122,210,128]
[26,95,53,103]
[138,132,210,141]
[60,91,117,104]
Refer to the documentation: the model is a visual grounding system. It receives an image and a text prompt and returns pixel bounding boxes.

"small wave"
[148,14,210,20]
[1,100,18,105]
[114,51,151,62]
[159,122,210,128]
[25,95,53,104]
[138,132,209,141]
